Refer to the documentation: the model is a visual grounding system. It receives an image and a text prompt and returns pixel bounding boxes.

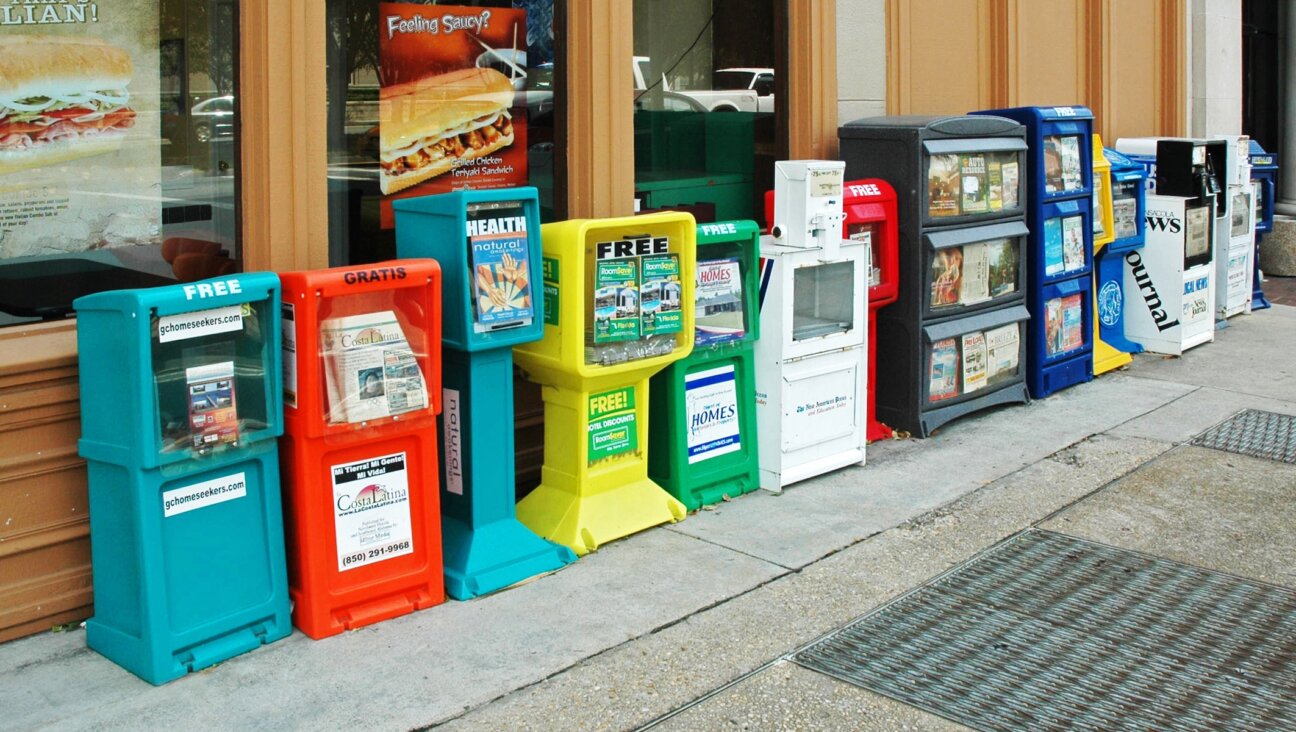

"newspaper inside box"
[314,289,433,425]
[583,223,690,367]
[925,148,1025,222]
[1041,210,1090,281]
[927,235,1021,317]
[927,320,1023,405]
[152,299,272,455]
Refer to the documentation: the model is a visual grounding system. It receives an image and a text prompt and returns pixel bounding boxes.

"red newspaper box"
[842,179,900,441]
[279,261,445,639]
[764,179,899,441]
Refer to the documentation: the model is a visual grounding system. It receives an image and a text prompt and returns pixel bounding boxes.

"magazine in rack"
[320,310,428,424]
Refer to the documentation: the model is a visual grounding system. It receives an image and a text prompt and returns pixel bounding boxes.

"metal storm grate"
[1191,409,1296,464]
[795,530,1296,732]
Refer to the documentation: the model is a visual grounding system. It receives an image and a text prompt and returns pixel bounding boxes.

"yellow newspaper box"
[514,212,696,555]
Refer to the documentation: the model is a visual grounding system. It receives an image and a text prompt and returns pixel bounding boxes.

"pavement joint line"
[1029,440,1179,529]
[423,562,801,730]
[662,523,798,571]
[1116,370,1295,404]
[1096,381,1206,441]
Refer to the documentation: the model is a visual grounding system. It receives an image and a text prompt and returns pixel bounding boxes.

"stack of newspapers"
[320,310,428,424]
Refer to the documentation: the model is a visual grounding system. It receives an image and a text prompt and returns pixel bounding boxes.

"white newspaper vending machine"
[1124,192,1215,354]
[755,161,869,491]
[1116,137,1218,355]
[1212,134,1256,319]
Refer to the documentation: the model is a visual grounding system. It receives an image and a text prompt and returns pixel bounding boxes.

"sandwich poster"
[0,3,161,261]
[377,2,528,226]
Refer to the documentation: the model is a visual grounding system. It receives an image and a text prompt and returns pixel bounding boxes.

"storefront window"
[0,0,240,327]
[632,1,779,227]
[326,0,561,266]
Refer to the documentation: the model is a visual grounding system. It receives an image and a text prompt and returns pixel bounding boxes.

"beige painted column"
[1280,0,1296,209]
[1188,0,1243,136]
[837,0,887,126]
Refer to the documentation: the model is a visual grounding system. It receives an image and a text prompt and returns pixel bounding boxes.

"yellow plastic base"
[516,378,687,556]
[1093,338,1133,375]
[517,475,686,556]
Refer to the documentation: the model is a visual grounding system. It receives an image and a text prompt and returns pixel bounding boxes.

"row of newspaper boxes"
[72,115,1278,683]
[73,176,898,684]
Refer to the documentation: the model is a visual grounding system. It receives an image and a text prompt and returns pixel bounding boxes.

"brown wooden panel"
[887,0,1185,138]
[787,0,839,159]
[513,372,545,498]
[888,0,994,114]
[564,0,635,218]
[0,322,93,643]
[1105,0,1165,140]
[0,542,93,643]
[1013,0,1086,106]
[239,0,329,272]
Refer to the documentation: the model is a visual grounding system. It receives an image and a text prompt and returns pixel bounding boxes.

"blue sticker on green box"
[640,253,682,336]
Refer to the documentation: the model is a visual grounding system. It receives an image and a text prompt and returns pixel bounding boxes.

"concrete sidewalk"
[2,306,1294,731]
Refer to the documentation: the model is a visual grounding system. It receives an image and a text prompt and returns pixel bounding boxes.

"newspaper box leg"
[440,348,575,599]
[516,379,687,556]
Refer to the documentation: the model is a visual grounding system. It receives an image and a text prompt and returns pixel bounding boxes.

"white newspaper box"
[1211,134,1256,320]
[1123,193,1215,355]
[754,161,869,491]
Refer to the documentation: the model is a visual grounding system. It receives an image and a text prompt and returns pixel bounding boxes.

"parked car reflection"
[191,95,234,143]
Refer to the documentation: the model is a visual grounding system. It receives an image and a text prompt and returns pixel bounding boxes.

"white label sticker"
[163,472,247,517]
[332,452,414,572]
[442,388,464,495]
[282,302,297,409]
[158,304,244,343]
[685,365,741,464]
[809,167,844,197]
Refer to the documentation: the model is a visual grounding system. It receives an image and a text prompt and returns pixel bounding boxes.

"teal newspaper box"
[393,186,574,600]
[75,272,291,684]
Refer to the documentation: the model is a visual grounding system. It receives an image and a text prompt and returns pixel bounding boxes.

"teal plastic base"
[87,612,289,685]
[441,515,576,599]
[438,347,576,600]
[81,444,292,685]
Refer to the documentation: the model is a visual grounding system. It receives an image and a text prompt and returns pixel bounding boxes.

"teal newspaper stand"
[648,220,761,510]
[393,187,575,599]
[75,273,291,684]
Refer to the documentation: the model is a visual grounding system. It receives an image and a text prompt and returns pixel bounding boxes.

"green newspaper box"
[648,220,761,510]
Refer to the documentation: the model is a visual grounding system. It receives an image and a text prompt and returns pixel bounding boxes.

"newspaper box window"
[279,260,446,638]
[74,273,291,685]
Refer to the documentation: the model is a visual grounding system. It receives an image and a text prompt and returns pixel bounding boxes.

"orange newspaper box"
[279,261,445,639]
